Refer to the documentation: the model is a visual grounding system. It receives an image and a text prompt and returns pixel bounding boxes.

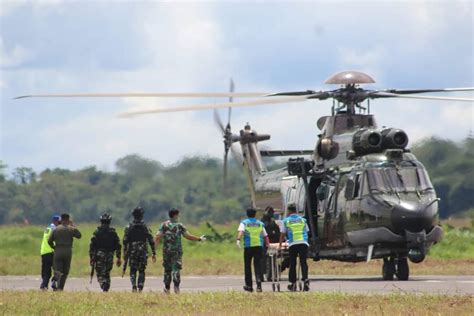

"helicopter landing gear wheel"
[395,257,409,281]
[382,257,395,280]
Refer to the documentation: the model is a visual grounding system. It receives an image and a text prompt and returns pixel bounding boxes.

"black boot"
[303,280,310,292]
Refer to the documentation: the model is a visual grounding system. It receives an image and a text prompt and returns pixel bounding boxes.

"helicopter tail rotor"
[213,79,243,189]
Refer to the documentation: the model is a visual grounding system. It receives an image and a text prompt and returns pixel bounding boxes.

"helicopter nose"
[391,201,436,234]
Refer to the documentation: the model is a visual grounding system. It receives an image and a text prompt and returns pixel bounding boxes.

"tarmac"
[1,275,473,294]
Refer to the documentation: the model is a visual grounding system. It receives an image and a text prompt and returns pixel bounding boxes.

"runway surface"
[1,275,473,294]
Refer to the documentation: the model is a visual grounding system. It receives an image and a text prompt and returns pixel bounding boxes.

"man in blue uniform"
[40,214,61,290]
[237,208,269,292]
[279,203,310,291]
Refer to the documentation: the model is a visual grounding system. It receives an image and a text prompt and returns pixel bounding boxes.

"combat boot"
[243,285,253,292]
[287,283,296,292]
[174,285,180,294]
[303,279,310,292]
[256,283,262,293]
[164,284,171,294]
[132,286,137,293]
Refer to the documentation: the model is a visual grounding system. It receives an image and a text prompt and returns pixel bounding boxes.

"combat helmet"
[132,206,144,219]
[100,213,112,224]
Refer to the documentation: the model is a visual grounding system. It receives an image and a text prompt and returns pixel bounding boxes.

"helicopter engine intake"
[352,129,382,155]
[381,128,409,149]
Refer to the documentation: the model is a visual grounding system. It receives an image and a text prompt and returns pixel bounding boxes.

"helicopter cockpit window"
[367,169,386,193]
[416,168,434,191]
[367,167,433,193]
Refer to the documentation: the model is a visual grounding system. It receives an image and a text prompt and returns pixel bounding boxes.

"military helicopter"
[16,71,474,281]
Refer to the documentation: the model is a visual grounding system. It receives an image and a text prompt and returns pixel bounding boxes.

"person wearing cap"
[237,207,270,292]
[48,213,81,291]
[89,213,122,292]
[39,214,61,290]
[123,206,156,292]
[279,203,310,291]
[155,208,206,294]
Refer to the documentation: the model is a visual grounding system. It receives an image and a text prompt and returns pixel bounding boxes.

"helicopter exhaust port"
[381,128,409,149]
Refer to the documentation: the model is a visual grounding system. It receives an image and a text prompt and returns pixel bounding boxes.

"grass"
[0,291,472,315]
[0,222,473,276]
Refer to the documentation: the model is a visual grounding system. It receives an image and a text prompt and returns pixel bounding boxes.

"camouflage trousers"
[128,242,148,290]
[163,251,182,288]
[94,250,114,292]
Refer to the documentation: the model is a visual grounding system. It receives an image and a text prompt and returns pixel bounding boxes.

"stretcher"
[267,243,288,292]
[268,243,304,292]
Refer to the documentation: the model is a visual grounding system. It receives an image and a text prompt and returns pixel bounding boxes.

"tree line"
[0,136,472,225]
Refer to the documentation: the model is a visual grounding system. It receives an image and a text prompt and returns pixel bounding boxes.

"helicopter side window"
[353,174,361,198]
[361,172,370,196]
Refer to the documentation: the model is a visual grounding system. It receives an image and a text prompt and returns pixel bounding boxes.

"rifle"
[122,252,128,277]
[90,257,95,284]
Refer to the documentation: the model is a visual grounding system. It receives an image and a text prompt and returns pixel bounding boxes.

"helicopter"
[16,70,474,281]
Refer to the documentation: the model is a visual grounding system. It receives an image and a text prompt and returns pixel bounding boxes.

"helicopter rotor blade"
[223,149,228,188]
[14,92,268,99]
[118,95,311,118]
[370,92,474,102]
[213,109,226,134]
[380,87,474,95]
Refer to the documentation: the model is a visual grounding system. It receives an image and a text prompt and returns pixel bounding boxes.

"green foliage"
[0,155,250,225]
[0,135,472,224]
[411,136,474,218]
[429,224,474,259]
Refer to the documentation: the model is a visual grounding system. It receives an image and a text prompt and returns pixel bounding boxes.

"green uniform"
[123,220,155,291]
[89,225,121,292]
[158,220,187,288]
[48,224,81,290]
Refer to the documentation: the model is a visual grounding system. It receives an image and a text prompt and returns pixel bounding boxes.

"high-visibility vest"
[241,218,264,248]
[283,214,308,246]
[40,224,56,255]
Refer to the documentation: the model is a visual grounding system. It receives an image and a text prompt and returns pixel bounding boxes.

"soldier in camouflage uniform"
[155,208,206,294]
[123,207,156,292]
[89,213,122,292]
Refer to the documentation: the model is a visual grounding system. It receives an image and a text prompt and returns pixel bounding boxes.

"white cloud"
[0,37,31,67]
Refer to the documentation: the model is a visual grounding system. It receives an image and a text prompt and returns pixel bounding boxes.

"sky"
[0,0,473,173]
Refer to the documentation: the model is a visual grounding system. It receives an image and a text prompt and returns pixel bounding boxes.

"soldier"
[89,213,122,292]
[123,206,156,292]
[237,207,270,292]
[279,203,310,292]
[48,213,81,291]
[155,208,206,294]
[40,214,61,290]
